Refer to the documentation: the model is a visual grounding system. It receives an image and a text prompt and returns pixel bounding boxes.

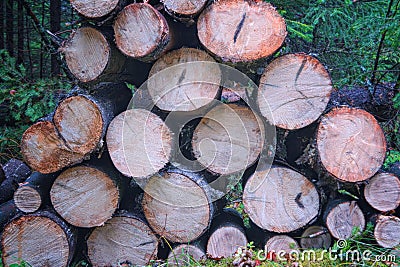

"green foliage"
[271,0,400,87]
[384,150,400,168]
[0,125,29,163]
[0,50,69,124]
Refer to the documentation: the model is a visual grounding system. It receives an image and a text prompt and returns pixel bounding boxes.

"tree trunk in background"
[17,0,23,65]
[5,0,13,57]
[50,0,61,76]
[0,0,4,50]
[39,1,45,78]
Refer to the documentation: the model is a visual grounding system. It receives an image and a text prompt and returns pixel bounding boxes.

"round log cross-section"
[258,53,333,129]
[197,0,286,63]
[70,0,120,18]
[21,121,83,174]
[317,107,386,182]
[364,173,400,212]
[50,166,119,228]
[148,48,221,112]
[1,213,74,267]
[87,213,159,267]
[142,170,213,243]
[162,0,207,21]
[374,215,400,248]
[243,166,320,233]
[106,109,172,182]
[14,186,41,213]
[325,201,365,240]
[53,95,103,155]
[192,104,264,175]
[264,235,299,255]
[168,244,206,266]
[114,3,170,61]
[207,224,248,259]
[300,226,331,249]
[62,27,113,83]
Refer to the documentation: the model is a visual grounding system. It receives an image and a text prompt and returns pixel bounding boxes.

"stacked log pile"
[1,0,399,266]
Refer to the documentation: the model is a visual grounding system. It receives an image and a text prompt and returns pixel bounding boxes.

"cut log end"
[264,235,299,254]
[87,214,159,267]
[243,167,320,233]
[53,95,103,155]
[162,0,207,17]
[62,27,110,82]
[106,109,172,180]
[69,0,120,18]
[168,244,206,266]
[364,173,400,212]
[148,48,221,112]
[21,121,83,174]
[317,107,386,182]
[207,225,247,259]
[300,226,331,249]
[114,3,169,60]
[258,53,332,129]
[192,104,264,175]
[197,0,286,63]
[325,201,365,240]
[14,186,41,213]
[143,171,212,243]
[1,214,72,267]
[50,166,119,227]
[374,215,400,248]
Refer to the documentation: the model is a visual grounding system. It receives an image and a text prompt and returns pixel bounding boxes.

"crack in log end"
[233,12,247,43]
[295,58,307,84]
[177,69,187,85]
[295,192,305,209]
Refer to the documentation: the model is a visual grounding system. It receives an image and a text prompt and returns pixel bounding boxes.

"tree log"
[50,166,119,227]
[69,0,123,19]
[300,226,331,249]
[264,235,299,256]
[61,27,125,83]
[206,209,247,259]
[114,3,170,62]
[258,53,333,130]
[147,47,221,112]
[142,168,214,243]
[13,172,58,213]
[87,211,159,267]
[364,173,400,212]
[324,200,365,240]
[21,83,132,174]
[106,109,172,183]
[161,0,207,24]
[374,215,400,248]
[168,244,206,266]
[243,166,320,233]
[197,0,286,63]
[21,121,84,174]
[1,211,76,267]
[317,107,386,182]
[0,159,31,204]
[192,104,264,175]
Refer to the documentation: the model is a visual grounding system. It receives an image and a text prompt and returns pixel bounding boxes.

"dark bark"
[0,200,18,229]
[5,0,13,57]
[50,0,61,76]
[0,159,31,204]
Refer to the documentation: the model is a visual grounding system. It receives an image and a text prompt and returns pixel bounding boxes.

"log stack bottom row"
[1,0,400,266]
